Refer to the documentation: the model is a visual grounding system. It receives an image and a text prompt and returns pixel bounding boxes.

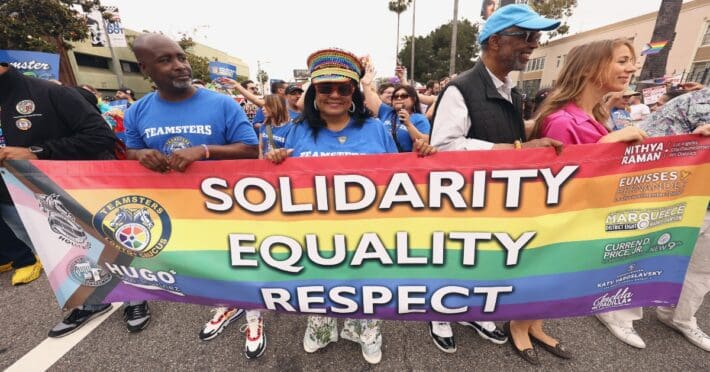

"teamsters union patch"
[92,195,172,258]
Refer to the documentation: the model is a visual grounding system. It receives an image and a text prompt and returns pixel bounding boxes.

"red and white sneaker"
[199,306,244,341]
[241,310,266,359]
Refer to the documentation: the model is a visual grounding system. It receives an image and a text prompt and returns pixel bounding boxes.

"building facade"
[512,0,710,97]
[67,29,249,98]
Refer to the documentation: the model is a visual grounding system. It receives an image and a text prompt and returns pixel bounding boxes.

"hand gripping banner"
[2,135,709,321]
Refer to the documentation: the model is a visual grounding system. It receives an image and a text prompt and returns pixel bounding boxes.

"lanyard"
[265,123,277,151]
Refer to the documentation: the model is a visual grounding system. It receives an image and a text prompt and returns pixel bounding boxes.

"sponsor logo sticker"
[36,193,90,249]
[592,287,633,311]
[68,256,112,287]
[614,170,689,202]
[605,203,685,232]
[104,263,184,296]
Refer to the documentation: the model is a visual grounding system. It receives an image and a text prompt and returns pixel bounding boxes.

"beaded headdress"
[307,48,363,84]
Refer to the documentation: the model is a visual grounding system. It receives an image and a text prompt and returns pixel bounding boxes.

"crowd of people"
[1,3,709,366]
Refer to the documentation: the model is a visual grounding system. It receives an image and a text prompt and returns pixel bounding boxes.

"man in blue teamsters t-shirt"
[124,33,264,359]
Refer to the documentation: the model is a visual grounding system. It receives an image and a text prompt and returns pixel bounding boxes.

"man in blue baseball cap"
[429,4,562,359]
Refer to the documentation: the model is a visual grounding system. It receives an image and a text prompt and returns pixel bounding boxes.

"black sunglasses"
[497,30,541,44]
[315,83,355,96]
[392,93,410,100]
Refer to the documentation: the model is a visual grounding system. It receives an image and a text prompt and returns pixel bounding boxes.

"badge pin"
[337,136,347,144]
[16,100,36,115]
[15,118,32,131]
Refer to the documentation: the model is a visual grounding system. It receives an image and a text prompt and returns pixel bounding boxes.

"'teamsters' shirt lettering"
[144,125,213,138]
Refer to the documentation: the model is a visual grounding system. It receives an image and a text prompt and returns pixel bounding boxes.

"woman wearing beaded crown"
[266,48,435,364]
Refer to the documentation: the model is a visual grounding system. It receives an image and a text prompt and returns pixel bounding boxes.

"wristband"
[201,144,210,159]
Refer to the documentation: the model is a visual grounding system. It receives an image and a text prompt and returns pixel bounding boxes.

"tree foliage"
[0,0,89,52]
[256,70,269,85]
[388,0,410,14]
[527,0,577,38]
[177,35,210,82]
[398,19,480,83]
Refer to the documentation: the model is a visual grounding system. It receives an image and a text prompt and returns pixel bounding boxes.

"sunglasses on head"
[315,82,355,96]
[392,93,410,100]
[497,30,541,44]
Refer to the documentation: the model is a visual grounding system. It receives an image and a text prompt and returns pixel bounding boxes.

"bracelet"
[513,140,522,150]
[201,144,210,159]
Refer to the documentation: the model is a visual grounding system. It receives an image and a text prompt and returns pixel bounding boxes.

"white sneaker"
[199,307,244,341]
[657,312,710,352]
[596,314,646,349]
[340,319,382,364]
[240,311,266,359]
[303,316,338,353]
[358,324,383,364]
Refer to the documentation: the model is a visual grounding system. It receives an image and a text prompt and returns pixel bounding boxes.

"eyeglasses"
[315,83,355,96]
[497,30,541,44]
[392,93,410,100]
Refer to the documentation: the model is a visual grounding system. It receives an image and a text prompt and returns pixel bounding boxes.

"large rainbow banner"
[2,135,709,321]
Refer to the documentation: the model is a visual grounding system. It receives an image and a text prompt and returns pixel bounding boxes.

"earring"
[313,100,319,111]
[349,102,356,113]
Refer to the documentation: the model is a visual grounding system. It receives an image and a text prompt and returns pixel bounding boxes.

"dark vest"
[432,61,525,144]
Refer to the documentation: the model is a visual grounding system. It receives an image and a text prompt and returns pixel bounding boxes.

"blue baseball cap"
[478,4,561,44]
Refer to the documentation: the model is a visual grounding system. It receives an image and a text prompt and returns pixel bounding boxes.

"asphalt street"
[1,272,708,371]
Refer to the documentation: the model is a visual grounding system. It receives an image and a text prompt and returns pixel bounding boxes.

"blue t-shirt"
[377,104,431,152]
[124,89,258,154]
[284,117,398,157]
[252,107,300,125]
[259,122,294,155]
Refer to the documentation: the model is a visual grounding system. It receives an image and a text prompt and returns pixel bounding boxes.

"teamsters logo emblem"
[92,195,171,258]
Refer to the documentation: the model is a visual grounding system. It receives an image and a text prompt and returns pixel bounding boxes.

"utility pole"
[410,0,416,85]
[449,0,459,76]
[257,60,264,95]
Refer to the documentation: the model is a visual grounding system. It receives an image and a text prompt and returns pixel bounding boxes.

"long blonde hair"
[263,94,290,126]
[532,38,636,139]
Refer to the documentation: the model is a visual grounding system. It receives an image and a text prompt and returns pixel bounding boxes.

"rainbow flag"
[2,135,709,320]
[641,40,669,56]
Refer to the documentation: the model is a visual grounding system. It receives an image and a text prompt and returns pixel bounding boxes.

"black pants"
[0,214,36,268]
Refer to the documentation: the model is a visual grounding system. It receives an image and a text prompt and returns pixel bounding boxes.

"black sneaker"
[458,321,508,344]
[124,301,151,332]
[48,304,113,338]
[429,322,456,353]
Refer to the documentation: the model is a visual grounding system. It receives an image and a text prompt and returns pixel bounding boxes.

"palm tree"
[638,0,682,88]
[389,0,411,65]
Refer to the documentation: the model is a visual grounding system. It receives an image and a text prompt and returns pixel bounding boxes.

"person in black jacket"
[0,62,118,336]
[0,62,116,286]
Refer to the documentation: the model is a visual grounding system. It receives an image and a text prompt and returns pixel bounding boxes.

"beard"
[507,51,529,72]
[172,79,192,89]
